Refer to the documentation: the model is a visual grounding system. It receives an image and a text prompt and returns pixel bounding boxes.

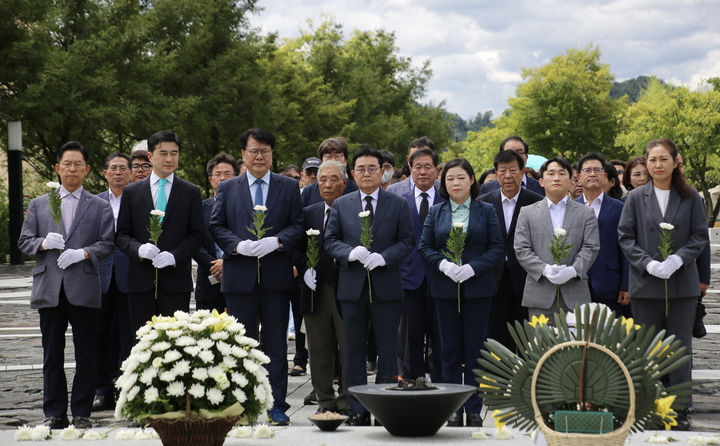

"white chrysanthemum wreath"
[114,310,273,425]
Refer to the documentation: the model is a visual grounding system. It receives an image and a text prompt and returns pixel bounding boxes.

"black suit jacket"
[299,202,338,313]
[192,197,222,303]
[479,188,543,296]
[116,176,204,294]
[479,174,545,196]
[301,179,358,208]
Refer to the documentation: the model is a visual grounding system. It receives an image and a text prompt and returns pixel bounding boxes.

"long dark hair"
[623,157,646,191]
[439,158,479,200]
[645,138,693,198]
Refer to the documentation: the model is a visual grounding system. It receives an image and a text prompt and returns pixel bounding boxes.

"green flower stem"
[155,268,158,300]
[257,259,260,285]
[457,283,461,313]
[665,279,669,317]
[367,269,373,303]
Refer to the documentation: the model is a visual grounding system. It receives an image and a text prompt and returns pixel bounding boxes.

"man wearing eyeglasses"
[130,145,152,183]
[300,137,358,207]
[209,128,303,426]
[575,153,629,316]
[192,153,239,313]
[479,136,545,196]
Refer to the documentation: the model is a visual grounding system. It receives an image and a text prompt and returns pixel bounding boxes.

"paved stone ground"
[1,247,719,432]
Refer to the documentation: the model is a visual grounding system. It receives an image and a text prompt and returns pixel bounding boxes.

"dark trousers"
[340,284,401,414]
[290,283,308,369]
[96,271,132,397]
[631,296,695,407]
[402,280,442,381]
[39,285,99,418]
[195,285,225,313]
[128,290,190,335]
[225,285,290,411]
[305,281,349,411]
[590,287,631,318]
[488,265,528,350]
[434,297,491,415]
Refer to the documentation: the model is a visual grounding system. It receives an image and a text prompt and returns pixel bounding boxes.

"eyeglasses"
[412,164,435,172]
[59,161,86,169]
[581,167,605,175]
[211,171,235,179]
[509,149,525,155]
[245,149,272,158]
[107,166,129,172]
[355,166,379,175]
[132,163,152,171]
[322,153,346,161]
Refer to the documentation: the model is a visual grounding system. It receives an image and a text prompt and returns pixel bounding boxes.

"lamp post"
[7,121,24,265]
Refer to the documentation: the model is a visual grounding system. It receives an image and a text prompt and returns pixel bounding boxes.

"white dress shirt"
[547,195,569,232]
[654,186,670,218]
[359,188,380,214]
[414,186,435,213]
[150,172,174,207]
[108,189,122,230]
[247,170,272,206]
[501,190,521,233]
[582,191,604,218]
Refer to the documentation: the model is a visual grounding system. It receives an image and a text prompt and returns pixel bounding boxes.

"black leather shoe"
[315,407,331,415]
[446,412,463,427]
[289,365,306,376]
[43,416,69,429]
[346,412,371,426]
[92,394,114,412]
[304,391,318,405]
[71,417,92,429]
[468,413,483,427]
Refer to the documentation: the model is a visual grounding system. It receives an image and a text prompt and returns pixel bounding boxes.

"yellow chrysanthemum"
[654,395,679,430]
[620,316,641,335]
[528,314,549,328]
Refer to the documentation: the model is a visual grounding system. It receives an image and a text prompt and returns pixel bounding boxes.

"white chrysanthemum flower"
[152,357,163,368]
[121,373,138,391]
[253,205,268,212]
[172,360,190,376]
[197,339,214,349]
[153,322,171,331]
[47,181,61,189]
[225,322,244,334]
[470,429,487,439]
[199,350,215,363]
[211,331,229,340]
[165,329,182,338]
[135,351,152,363]
[144,387,159,404]
[188,323,205,332]
[254,384,267,403]
[659,222,674,231]
[231,372,249,387]
[231,345,248,358]
[82,429,103,440]
[130,340,151,354]
[122,359,139,374]
[243,359,260,373]
[192,368,209,381]
[207,388,225,405]
[31,425,51,441]
[207,365,224,377]
[262,381,274,407]
[159,371,176,382]
[115,429,135,440]
[141,331,159,342]
[250,349,270,364]
[60,425,81,440]
[452,222,464,229]
[358,210,371,218]
[126,385,140,402]
[232,388,247,403]
[647,433,670,443]
[188,383,205,399]
[223,356,238,369]
[183,346,201,356]
[554,227,567,237]
[150,209,165,217]
[14,425,32,441]
[235,335,259,347]
[139,367,157,385]
[216,341,232,355]
[136,325,152,337]
[214,373,230,390]
[151,341,171,352]
[163,350,182,363]
[173,310,191,320]
[254,424,275,438]
[167,381,185,397]
[175,336,195,347]
[134,428,158,439]
[495,426,513,440]
[306,228,320,236]
[252,367,268,381]
[231,426,253,438]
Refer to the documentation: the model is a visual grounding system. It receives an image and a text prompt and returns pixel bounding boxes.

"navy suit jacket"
[209,172,303,294]
[324,188,416,302]
[479,188,543,296]
[301,179,358,208]
[418,199,504,300]
[479,174,545,196]
[401,187,445,291]
[192,197,222,303]
[575,194,629,301]
[116,176,204,294]
[97,190,129,294]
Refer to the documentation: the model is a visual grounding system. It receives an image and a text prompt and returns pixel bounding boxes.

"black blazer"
[478,188,543,296]
[479,174,545,196]
[116,176,204,294]
[192,197,222,303]
[301,179,358,208]
[299,201,338,313]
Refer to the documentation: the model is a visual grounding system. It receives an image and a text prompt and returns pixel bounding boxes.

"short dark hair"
[281,165,301,177]
[352,146,384,169]
[500,136,529,155]
[538,156,572,178]
[478,168,496,185]
[148,130,182,152]
[408,147,438,167]
[206,152,240,176]
[131,150,150,163]
[317,137,349,159]
[609,159,626,169]
[623,157,646,190]
[240,128,275,151]
[408,136,435,153]
[57,141,89,164]
[576,152,607,173]
[379,150,396,167]
[439,158,479,200]
[104,152,131,169]
[493,149,525,170]
[604,162,623,200]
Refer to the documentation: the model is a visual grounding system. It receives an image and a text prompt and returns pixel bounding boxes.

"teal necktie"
[157,178,168,221]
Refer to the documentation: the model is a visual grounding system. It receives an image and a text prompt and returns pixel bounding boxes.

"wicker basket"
[530,341,635,446]
[147,416,241,446]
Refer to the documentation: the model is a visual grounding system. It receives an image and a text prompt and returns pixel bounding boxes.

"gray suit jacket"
[18,189,115,309]
[617,183,708,299]
[514,197,600,309]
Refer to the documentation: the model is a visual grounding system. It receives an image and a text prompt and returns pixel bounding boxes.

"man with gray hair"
[300,160,351,415]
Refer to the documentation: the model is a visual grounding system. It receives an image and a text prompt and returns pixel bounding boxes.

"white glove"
[152,251,176,268]
[57,249,85,269]
[42,232,65,251]
[235,240,254,256]
[363,253,386,270]
[303,268,317,291]
[542,264,561,281]
[455,264,475,283]
[646,260,668,279]
[548,265,577,285]
[348,246,370,263]
[439,259,458,279]
[657,254,683,278]
[138,243,160,260]
[250,237,280,258]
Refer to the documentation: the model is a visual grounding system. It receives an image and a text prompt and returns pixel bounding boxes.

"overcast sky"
[248,0,720,120]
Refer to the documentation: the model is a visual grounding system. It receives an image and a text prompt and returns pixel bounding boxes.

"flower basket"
[531,341,635,446]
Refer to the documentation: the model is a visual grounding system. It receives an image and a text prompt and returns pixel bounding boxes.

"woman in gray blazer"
[617,138,708,430]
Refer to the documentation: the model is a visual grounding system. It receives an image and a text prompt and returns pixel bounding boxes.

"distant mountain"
[610,76,666,102]
[449,110,494,141]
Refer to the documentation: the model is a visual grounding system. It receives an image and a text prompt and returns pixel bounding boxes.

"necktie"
[364,196,374,225]
[324,208,331,231]
[419,192,429,224]
[157,178,168,222]
[254,179,264,207]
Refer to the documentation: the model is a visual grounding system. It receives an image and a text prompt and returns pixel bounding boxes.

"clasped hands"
[646,255,682,280]
[348,246,386,270]
[43,233,87,270]
[236,237,280,259]
[439,259,475,283]
[542,264,577,285]
[138,243,176,268]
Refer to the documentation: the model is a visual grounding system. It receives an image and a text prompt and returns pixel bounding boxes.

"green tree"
[616,79,720,224]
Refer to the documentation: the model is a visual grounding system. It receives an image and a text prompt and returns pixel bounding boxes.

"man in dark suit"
[209,128,303,425]
[192,152,239,312]
[575,153,630,316]
[400,148,444,381]
[300,160,351,415]
[479,150,543,348]
[387,136,439,196]
[301,137,357,207]
[19,141,115,429]
[324,147,416,425]
[116,130,204,333]
[93,152,133,412]
[479,136,545,196]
